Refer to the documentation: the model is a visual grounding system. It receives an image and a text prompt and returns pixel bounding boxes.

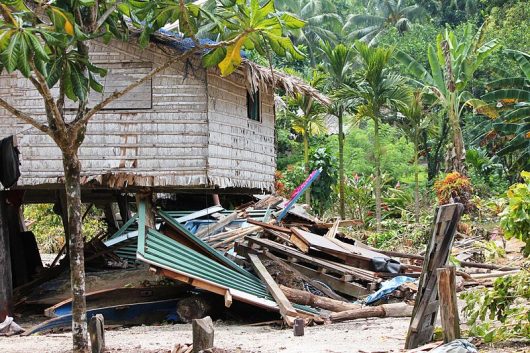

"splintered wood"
[405,203,464,349]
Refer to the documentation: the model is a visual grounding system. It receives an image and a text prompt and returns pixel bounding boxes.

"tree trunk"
[62,150,89,353]
[303,132,311,206]
[279,285,360,312]
[338,111,345,219]
[374,118,382,232]
[447,96,466,174]
[329,303,413,323]
[414,139,420,223]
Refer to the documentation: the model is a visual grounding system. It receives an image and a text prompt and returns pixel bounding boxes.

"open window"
[246,89,261,122]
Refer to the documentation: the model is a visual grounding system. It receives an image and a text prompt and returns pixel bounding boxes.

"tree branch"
[95,2,120,31]
[0,97,50,134]
[30,61,67,133]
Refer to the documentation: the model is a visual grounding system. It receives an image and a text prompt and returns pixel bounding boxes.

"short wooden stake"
[88,314,105,353]
[192,316,214,353]
[293,317,304,336]
[437,266,461,343]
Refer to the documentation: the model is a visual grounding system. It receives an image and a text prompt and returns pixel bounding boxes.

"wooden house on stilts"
[0,31,328,320]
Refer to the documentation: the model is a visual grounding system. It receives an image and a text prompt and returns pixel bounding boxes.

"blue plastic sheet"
[364,276,416,305]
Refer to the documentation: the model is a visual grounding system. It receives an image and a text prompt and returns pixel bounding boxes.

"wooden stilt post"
[437,266,461,343]
[117,193,131,224]
[103,203,118,234]
[135,190,155,229]
[0,191,13,322]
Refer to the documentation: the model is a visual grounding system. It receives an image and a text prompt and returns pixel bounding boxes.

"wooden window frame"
[246,89,261,122]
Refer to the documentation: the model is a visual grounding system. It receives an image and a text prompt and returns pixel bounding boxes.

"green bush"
[461,269,530,342]
[25,204,107,253]
[500,171,530,256]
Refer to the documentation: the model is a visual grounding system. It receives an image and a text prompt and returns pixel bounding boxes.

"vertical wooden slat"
[0,191,13,321]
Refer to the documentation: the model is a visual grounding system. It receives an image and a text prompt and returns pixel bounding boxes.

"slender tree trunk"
[374,118,382,232]
[338,111,345,219]
[62,149,88,353]
[447,95,466,174]
[303,132,311,205]
[414,139,420,223]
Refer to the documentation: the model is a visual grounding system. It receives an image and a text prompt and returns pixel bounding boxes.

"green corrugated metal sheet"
[135,203,317,314]
[157,210,255,279]
[139,228,270,298]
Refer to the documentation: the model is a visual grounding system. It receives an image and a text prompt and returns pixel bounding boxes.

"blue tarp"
[364,276,417,305]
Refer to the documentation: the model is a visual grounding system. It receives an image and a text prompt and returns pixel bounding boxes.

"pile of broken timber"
[235,219,422,300]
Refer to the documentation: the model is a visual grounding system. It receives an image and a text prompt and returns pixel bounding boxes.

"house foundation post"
[0,191,13,322]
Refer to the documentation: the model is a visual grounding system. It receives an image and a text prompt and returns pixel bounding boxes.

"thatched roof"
[150,30,331,105]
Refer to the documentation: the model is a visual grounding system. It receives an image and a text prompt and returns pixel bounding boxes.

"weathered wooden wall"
[0,39,276,192]
[206,71,276,191]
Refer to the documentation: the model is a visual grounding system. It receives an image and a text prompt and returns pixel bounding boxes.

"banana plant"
[480,49,530,176]
[0,1,303,352]
[395,23,500,174]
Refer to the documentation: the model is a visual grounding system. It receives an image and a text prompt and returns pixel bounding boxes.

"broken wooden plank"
[210,226,262,249]
[437,266,460,343]
[405,203,464,350]
[247,236,378,283]
[324,219,340,239]
[247,219,291,233]
[247,253,297,326]
[291,227,350,255]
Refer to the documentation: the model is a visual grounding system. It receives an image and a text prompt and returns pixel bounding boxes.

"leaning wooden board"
[405,203,464,349]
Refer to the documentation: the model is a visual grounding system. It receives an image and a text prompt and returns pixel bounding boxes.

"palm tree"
[319,42,355,219]
[396,23,499,174]
[343,0,425,46]
[394,91,432,222]
[337,41,411,232]
[277,0,342,66]
[286,91,327,204]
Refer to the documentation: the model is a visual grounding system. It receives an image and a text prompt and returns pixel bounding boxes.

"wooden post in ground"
[0,191,13,322]
[192,316,214,353]
[88,314,105,353]
[293,318,304,336]
[437,266,460,343]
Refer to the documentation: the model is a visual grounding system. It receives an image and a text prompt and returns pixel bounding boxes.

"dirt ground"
[3,318,528,353]
[2,317,411,353]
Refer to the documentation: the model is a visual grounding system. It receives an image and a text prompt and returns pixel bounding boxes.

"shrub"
[434,172,474,212]
[500,171,530,256]
[461,269,530,342]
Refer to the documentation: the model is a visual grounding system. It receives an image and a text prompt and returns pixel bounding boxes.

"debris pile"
[11,192,523,353]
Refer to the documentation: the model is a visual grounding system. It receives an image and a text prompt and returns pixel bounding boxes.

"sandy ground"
[3,319,528,353]
[2,318,412,353]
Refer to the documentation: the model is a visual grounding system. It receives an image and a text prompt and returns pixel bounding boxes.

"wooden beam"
[246,219,291,233]
[0,191,12,322]
[247,253,297,326]
[437,267,461,343]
